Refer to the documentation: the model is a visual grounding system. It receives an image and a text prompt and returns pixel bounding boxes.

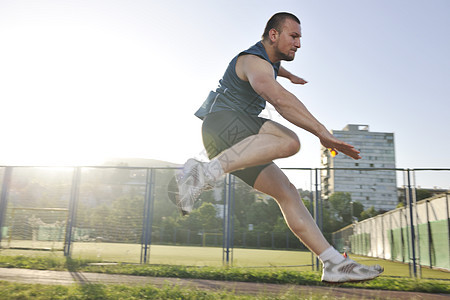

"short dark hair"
[262,12,301,40]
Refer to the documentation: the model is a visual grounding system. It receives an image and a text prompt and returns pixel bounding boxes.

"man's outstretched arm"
[278,65,308,85]
[240,55,361,160]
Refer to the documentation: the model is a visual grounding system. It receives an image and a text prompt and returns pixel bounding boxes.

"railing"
[0,165,448,277]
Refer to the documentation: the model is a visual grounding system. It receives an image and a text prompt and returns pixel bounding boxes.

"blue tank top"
[195,41,280,119]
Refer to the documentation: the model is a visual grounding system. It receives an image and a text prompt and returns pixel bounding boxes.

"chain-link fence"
[331,168,450,278]
[1,166,448,276]
[0,166,308,266]
[334,193,449,272]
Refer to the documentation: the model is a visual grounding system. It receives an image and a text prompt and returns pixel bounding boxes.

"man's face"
[274,19,301,61]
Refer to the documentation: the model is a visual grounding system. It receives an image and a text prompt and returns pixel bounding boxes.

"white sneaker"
[321,257,383,283]
[175,158,214,216]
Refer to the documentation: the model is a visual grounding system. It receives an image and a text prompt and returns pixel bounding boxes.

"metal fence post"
[310,169,314,270]
[0,167,13,246]
[406,169,417,278]
[389,213,394,261]
[222,176,227,264]
[141,168,155,264]
[401,208,406,264]
[231,175,235,263]
[425,199,433,268]
[446,193,450,270]
[64,167,81,257]
[314,168,320,271]
[381,216,385,259]
[222,174,235,266]
[412,170,422,278]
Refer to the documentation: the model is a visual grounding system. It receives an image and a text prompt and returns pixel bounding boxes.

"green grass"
[71,243,315,269]
[0,281,308,300]
[0,243,315,268]
[0,254,449,295]
[81,263,449,293]
[1,243,449,280]
[0,280,374,300]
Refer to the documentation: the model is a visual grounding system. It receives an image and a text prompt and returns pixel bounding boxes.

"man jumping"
[176,12,383,283]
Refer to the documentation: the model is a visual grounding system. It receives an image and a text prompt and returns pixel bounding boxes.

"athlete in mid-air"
[176,12,383,283]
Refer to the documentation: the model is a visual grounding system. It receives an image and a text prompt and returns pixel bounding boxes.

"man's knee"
[280,135,301,158]
[259,121,300,157]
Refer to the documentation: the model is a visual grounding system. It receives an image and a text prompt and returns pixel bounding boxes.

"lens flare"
[329,149,337,157]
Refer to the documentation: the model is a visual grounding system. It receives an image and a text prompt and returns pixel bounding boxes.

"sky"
[0,0,449,189]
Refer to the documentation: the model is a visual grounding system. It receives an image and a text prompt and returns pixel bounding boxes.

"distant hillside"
[102,157,180,168]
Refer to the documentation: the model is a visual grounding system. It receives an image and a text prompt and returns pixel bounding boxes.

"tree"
[301,197,313,215]
[178,202,221,232]
[360,206,379,221]
[322,200,342,238]
[396,202,404,208]
[329,192,352,224]
[416,189,433,201]
[352,201,364,221]
[273,216,289,232]
[246,198,282,232]
[327,192,364,228]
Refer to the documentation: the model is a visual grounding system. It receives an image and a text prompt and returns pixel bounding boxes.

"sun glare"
[0,12,160,167]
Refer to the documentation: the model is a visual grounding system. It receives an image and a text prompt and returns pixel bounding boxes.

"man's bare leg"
[253,163,330,255]
[252,164,384,283]
[215,120,300,173]
[176,120,300,215]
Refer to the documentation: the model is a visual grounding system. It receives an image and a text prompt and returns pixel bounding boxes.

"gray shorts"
[202,110,273,187]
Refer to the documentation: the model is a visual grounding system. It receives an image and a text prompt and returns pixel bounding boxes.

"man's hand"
[320,133,361,160]
[289,74,308,85]
[278,66,307,85]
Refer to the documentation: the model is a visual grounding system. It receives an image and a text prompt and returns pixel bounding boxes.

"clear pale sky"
[0,0,449,189]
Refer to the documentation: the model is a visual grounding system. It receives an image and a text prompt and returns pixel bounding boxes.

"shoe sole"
[322,268,384,284]
[322,274,381,284]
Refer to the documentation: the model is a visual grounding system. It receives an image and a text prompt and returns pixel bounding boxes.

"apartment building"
[321,124,398,211]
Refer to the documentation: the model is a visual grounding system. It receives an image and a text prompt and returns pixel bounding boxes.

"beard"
[274,47,295,62]
[280,53,295,61]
